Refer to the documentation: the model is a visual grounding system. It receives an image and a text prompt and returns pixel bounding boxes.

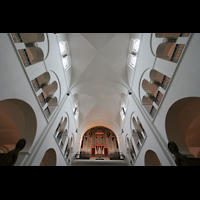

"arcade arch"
[145,150,162,166]
[166,97,200,158]
[0,99,37,153]
[80,126,119,158]
[40,148,57,166]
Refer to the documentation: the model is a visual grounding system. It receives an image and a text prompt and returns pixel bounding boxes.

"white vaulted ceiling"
[66,33,132,135]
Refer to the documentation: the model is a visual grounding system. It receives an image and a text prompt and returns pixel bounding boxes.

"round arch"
[165,97,200,157]
[145,150,162,166]
[20,33,45,43]
[80,126,119,155]
[0,99,37,153]
[40,148,57,166]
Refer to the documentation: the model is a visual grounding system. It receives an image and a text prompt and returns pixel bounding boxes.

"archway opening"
[79,126,120,160]
[40,148,57,166]
[166,97,200,157]
[145,150,162,166]
[0,108,19,153]
[0,99,37,153]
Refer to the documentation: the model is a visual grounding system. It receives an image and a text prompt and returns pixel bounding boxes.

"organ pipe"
[81,126,119,155]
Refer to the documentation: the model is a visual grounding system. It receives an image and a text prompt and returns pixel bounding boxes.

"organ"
[80,126,119,157]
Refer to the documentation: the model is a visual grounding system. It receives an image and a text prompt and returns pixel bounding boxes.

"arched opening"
[32,71,60,118]
[0,99,37,153]
[142,96,157,118]
[166,97,200,158]
[155,33,181,39]
[156,42,177,61]
[47,97,58,113]
[145,150,162,166]
[142,79,159,95]
[26,47,44,65]
[54,113,69,153]
[142,79,163,106]
[0,108,19,153]
[132,117,145,147]
[149,69,170,90]
[43,81,58,97]
[79,126,120,160]
[156,42,185,63]
[126,135,136,164]
[19,33,45,43]
[31,72,51,92]
[155,33,190,38]
[40,148,57,166]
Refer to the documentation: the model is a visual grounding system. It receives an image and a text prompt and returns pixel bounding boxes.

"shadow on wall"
[166,97,200,158]
[0,99,37,154]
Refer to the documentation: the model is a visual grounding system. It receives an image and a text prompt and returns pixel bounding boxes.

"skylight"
[59,41,69,55]
[62,55,71,70]
[129,39,140,53]
[120,103,127,121]
[127,54,137,69]
[59,41,71,70]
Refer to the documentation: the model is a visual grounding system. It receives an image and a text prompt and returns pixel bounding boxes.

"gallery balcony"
[74,151,125,160]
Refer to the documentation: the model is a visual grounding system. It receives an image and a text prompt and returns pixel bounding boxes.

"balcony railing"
[11,33,22,43]
[38,92,46,107]
[18,49,31,67]
[150,106,157,118]
[31,78,40,92]
[155,91,163,106]
[75,152,125,160]
[44,106,51,118]
[161,75,170,90]
[168,141,200,166]
[170,44,185,63]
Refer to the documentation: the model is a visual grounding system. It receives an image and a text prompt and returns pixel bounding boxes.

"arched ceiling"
[66,33,132,134]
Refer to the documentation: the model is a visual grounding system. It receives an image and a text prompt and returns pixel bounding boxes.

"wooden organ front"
[80,126,119,156]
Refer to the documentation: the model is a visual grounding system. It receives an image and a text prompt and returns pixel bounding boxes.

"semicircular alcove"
[79,126,120,160]
[145,150,162,166]
[0,99,37,153]
[40,148,57,166]
[165,97,200,158]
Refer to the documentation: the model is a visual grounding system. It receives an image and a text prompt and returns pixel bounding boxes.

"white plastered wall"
[0,33,76,166]
[122,33,200,166]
